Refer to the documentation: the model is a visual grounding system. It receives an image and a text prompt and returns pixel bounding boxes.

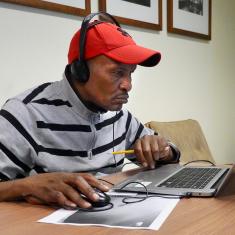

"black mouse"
[82,189,111,208]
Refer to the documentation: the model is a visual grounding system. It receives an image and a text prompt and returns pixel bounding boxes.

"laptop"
[113,163,234,197]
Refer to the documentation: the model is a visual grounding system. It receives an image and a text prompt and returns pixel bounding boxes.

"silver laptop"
[113,164,233,197]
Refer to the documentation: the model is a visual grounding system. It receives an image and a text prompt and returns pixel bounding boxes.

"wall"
[0,0,234,164]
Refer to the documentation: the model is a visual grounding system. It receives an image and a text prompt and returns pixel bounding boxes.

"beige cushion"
[145,119,215,164]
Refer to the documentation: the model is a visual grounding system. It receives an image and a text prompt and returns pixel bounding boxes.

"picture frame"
[167,0,211,40]
[1,0,91,17]
[99,0,162,31]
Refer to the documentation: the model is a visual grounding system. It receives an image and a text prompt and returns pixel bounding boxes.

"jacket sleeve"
[0,99,36,181]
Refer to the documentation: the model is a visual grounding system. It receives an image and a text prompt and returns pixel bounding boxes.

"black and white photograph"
[38,195,179,230]
[178,0,203,16]
[99,0,162,30]
[167,0,211,40]
[122,0,151,7]
[63,196,160,228]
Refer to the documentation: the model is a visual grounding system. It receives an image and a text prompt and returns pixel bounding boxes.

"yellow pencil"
[112,150,134,155]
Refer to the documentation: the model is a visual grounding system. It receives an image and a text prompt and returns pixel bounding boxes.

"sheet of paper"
[38,194,179,231]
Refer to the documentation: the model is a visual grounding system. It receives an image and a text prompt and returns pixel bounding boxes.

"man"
[0,17,180,209]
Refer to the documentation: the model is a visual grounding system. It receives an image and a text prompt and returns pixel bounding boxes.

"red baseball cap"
[68,22,161,67]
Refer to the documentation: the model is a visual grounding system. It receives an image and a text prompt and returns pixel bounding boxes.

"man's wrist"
[0,179,26,201]
[168,142,181,162]
[153,132,180,163]
[157,142,180,163]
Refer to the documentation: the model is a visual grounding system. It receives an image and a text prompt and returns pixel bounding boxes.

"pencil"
[112,150,134,155]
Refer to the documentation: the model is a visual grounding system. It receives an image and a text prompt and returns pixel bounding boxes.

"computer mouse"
[82,189,111,208]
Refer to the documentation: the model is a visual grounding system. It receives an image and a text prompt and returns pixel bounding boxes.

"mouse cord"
[183,160,215,166]
[119,181,149,204]
[78,203,114,212]
[118,181,189,204]
[112,112,118,170]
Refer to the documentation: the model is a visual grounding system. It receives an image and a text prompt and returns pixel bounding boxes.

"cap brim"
[104,44,161,67]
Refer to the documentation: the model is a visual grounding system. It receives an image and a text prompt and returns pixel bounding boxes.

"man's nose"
[119,78,132,92]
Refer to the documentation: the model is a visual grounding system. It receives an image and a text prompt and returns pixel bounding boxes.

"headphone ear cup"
[70,60,90,83]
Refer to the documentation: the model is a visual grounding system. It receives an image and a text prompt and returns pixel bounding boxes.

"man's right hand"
[5,172,110,209]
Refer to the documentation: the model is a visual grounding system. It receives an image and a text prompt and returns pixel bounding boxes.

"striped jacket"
[0,76,157,180]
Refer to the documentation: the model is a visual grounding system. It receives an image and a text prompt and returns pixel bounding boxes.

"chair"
[145,119,215,164]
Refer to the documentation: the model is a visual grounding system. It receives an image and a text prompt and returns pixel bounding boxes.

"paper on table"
[38,193,179,231]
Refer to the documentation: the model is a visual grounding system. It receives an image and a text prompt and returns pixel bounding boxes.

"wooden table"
[0,167,235,235]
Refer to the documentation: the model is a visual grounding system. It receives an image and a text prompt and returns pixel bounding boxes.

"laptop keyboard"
[158,167,221,189]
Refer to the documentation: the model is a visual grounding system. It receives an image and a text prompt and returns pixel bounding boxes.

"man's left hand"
[133,135,173,169]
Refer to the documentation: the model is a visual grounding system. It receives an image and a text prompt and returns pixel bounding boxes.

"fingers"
[44,190,78,209]
[134,138,148,168]
[134,135,170,169]
[152,136,170,160]
[134,137,155,169]
[24,184,81,209]
[23,172,110,209]
[80,173,110,192]
[61,173,110,208]
[68,175,101,206]
[58,182,92,208]
[24,195,45,205]
[160,146,171,159]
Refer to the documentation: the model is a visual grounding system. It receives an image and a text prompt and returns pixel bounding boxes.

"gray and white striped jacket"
[0,75,171,180]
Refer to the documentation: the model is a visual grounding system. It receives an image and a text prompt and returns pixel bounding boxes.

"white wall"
[0,0,234,164]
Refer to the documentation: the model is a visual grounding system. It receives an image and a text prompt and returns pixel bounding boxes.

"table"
[0,167,235,235]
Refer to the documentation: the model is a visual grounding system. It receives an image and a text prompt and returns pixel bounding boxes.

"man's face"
[78,55,136,111]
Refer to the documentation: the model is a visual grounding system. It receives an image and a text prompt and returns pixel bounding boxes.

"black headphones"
[70,12,121,83]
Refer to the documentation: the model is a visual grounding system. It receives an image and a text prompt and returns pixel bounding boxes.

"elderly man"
[0,14,180,209]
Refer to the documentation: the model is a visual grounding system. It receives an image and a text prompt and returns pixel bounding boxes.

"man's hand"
[19,172,109,209]
[134,135,173,169]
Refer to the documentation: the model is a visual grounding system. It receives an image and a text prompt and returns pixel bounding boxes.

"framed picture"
[1,0,91,17]
[99,0,162,31]
[167,0,211,40]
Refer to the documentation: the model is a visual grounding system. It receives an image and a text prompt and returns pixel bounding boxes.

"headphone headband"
[70,12,121,83]
[79,12,120,63]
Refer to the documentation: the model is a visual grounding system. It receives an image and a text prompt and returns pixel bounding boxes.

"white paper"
[38,194,179,231]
